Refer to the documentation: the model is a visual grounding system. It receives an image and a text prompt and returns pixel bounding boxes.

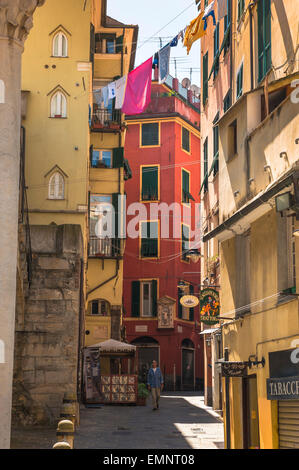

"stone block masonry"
[12,225,84,426]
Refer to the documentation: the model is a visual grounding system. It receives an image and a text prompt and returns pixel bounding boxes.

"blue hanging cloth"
[170,35,179,47]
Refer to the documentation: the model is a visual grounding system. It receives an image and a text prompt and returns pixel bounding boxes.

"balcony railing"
[91,106,121,130]
[89,236,120,257]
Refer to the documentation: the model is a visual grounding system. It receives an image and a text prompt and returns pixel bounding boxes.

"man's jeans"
[151,387,160,409]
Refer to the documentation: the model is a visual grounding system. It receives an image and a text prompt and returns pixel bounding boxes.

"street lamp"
[186,248,202,264]
[177,280,188,292]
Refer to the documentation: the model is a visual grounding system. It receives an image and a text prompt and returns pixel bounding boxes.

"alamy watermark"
[290,79,299,104]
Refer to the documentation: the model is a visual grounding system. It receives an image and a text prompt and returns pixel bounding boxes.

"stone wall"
[12,224,83,425]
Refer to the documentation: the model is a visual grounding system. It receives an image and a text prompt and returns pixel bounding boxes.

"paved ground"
[11,393,224,449]
[75,392,224,449]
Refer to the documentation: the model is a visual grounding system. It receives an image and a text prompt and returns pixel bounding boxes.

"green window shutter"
[131,281,140,317]
[182,127,190,152]
[141,222,158,257]
[182,170,190,203]
[181,225,189,261]
[115,35,123,54]
[223,89,231,112]
[203,138,208,192]
[142,123,159,146]
[202,52,208,105]
[189,284,194,321]
[178,288,183,319]
[113,147,124,168]
[213,125,219,176]
[152,280,157,317]
[142,166,158,201]
[236,64,243,99]
[258,0,271,82]
[213,23,219,79]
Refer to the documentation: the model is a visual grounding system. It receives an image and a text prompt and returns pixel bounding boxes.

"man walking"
[147,360,164,410]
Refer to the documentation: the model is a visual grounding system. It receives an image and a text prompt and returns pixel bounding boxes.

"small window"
[182,127,190,153]
[53,32,68,57]
[141,123,159,146]
[181,225,190,262]
[91,149,112,168]
[140,221,159,258]
[141,166,159,201]
[202,52,209,105]
[236,63,243,99]
[51,91,67,118]
[223,89,231,112]
[89,299,110,316]
[228,119,237,157]
[182,169,194,204]
[49,172,64,199]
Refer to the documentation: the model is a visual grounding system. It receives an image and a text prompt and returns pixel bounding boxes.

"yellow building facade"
[22,0,138,359]
[202,0,299,448]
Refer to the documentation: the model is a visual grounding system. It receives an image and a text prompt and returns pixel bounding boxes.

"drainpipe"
[224,347,231,449]
[87,258,119,297]
[249,2,254,91]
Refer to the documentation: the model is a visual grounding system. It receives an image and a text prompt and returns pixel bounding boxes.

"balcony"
[89,236,120,258]
[91,106,121,132]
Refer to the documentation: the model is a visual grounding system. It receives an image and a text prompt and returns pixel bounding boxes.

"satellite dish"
[182,77,191,89]
[190,84,200,95]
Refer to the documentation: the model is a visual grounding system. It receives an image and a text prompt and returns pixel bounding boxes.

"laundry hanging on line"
[122,57,153,115]
[203,0,216,30]
[115,75,127,109]
[108,82,116,100]
[158,44,171,84]
[184,11,206,55]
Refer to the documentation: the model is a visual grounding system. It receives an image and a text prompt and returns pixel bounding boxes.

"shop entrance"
[278,400,299,448]
[131,336,159,384]
[242,375,260,449]
[181,339,195,391]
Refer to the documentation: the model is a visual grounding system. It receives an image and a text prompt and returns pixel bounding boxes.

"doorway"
[181,339,195,390]
[242,375,260,449]
[131,337,160,384]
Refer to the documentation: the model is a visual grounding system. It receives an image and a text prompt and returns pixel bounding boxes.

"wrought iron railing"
[89,236,120,257]
[91,107,121,129]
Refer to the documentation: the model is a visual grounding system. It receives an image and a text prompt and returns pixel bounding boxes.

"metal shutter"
[278,400,299,449]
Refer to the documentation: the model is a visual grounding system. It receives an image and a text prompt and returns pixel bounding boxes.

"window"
[91,149,112,168]
[89,194,114,256]
[131,280,157,317]
[236,63,243,99]
[182,127,190,153]
[50,91,67,118]
[141,123,159,146]
[182,169,194,204]
[95,33,123,54]
[203,138,208,192]
[89,299,110,316]
[237,0,245,22]
[213,113,219,176]
[223,0,231,55]
[228,119,237,157]
[202,52,208,105]
[53,32,68,57]
[48,172,64,199]
[140,221,159,258]
[213,23,219,79]
[223,89,231,112]
[141,166,159,201]
[181,224,190,262]
[258,0,271,82]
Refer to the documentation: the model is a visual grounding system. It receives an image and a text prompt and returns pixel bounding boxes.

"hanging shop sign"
[180,295,199,308]
[199,288,220,325]
[267,376,299,400]
[221,361,248,378]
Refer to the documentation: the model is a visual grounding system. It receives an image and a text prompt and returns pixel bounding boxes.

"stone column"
[0,0,45,449]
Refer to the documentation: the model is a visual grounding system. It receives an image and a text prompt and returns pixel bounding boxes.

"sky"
[107,0,201,87]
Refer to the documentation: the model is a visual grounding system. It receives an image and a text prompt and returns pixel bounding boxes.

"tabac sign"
[267,376,299,400]
[199,288,220,325]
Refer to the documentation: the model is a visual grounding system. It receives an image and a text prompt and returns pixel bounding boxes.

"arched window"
[53,32,68,57]
[48,172,64,199]
[50,91,67,118]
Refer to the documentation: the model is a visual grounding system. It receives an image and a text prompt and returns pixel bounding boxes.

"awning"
[87,339,136,354]
[200,328,220,335]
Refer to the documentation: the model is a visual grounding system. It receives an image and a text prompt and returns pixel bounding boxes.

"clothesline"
[93,0,227,116]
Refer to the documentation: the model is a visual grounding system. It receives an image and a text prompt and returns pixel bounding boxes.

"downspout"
[224,347,231,449]
[77,258,84,401]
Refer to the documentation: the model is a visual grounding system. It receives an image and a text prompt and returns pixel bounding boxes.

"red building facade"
[123,75,203,390]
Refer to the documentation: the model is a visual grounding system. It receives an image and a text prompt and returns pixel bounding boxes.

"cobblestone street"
[75,392,224,449]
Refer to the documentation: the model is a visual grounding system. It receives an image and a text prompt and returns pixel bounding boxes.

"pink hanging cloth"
[122,57,153,115]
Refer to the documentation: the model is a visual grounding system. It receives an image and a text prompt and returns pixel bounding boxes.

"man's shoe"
[157,404,159,409]
[152,407,157,411]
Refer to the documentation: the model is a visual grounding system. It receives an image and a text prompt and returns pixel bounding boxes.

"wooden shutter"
[258,0,271,82]
[182,128,190,153]
[202,52,208,105]
[131,281,140,317]
[113,147,124,168]
[189,284,194,321]
[182,170,189,203]
[112,193,120,253]
[115,35,124,54]
[90,23,95,64]
[142,123,159,146]
[178,288,183,319]
[152,280,157,317]
[142,166,158,201]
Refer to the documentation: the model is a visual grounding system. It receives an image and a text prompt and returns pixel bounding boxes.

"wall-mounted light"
[264,164,271,172]
[280,151,288,159]
[234,190,240,197]
[177,280,188,292]
[186,248,202,264]
[248,178,255,184]
[275,191,293,213]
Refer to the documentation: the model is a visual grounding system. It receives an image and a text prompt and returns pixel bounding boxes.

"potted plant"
[137,383,149,406]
